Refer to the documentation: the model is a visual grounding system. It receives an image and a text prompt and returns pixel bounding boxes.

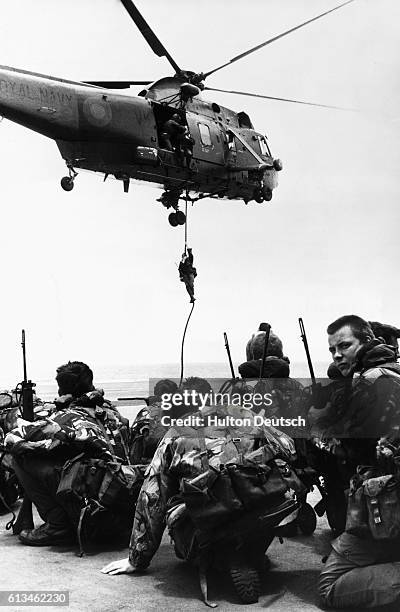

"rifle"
[259,324,271,379]
[117,397,150,405]
[298,316,328,412]
[20,330,35,422]
[298,318,316,386]
[298,319,349,528]
[11,330,35,534]
[223,332,235,379]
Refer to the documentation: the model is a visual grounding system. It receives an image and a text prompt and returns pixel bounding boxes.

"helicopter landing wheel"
[254,189,264,203]
[61,176,74,192]
[168,212,179,227]
[263,187,273,201]
[175,210,186,225]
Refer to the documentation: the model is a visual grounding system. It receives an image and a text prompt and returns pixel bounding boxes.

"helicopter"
[0,0,355,226]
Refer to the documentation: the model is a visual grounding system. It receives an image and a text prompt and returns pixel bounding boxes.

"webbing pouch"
[345,487,369,537]
[182,468,243,530]
[345,466,400,540]
[227,462,287,509]
[363,475,400,540]
[56,455,107,502]
[345,467,378,537]
[97,463,145,509]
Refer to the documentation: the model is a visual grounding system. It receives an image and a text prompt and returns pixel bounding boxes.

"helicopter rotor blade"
[204,87,356,111]
[203,0,356,79]
[83,80,152,89]
[119,0,181,74]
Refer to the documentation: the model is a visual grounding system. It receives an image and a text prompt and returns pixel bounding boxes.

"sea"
[27,361,329,423]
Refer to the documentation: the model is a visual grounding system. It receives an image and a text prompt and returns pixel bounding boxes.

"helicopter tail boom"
[0,65,158,149]
[0,65,80,139]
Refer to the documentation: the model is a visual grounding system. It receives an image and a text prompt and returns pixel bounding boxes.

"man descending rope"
[179,247,197,303]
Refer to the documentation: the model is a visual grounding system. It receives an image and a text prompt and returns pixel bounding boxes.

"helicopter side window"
[198,123,212,147]
[227,132,236,152]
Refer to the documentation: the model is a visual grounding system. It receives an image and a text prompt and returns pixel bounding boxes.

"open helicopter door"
[186,116,225,166]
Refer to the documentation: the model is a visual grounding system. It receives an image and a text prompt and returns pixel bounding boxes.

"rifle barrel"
[117,397,149,402]
[22,329,27,383]
[12,330,35,534]
[299,317,316,384]
[224,332,235,379]
[259,324,271,379]
[20,329,34,422]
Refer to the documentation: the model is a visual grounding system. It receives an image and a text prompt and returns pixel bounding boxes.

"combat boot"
[18,522,74,546]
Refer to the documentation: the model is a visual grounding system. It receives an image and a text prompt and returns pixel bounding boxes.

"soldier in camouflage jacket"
[5,361,130,547]
[102,402,297,575]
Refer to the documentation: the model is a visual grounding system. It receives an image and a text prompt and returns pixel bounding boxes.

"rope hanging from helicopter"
[179,299,195,388]
[178,189,196,387]
[184,194,188,252]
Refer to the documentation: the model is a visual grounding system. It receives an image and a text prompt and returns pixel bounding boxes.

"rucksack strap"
[1,490,17,529]
[77,504,90,557]
[0,450,17,530]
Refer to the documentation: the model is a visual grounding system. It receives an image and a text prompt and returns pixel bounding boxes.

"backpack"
[56,453,145,554]
[0,450,19,518]
[346,466,400,540]
[0,392,19,435]
[180,434,304,533]
[0,402,20,520]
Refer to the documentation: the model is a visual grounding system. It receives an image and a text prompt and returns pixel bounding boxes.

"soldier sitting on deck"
[129,378,178,465]
[318,315,400,609]
[101,377,301,606]
[4,361,134,548]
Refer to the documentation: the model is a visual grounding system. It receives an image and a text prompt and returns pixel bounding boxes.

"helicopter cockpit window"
[258,136,271,157]
[198,123,212,147]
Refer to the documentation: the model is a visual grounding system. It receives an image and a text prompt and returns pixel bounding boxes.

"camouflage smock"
[129,403,296,570]
[4,390,130,462]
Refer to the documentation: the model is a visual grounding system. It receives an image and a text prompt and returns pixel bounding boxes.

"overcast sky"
[0,0,399,384]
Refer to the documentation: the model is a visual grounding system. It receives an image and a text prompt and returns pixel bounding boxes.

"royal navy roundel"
[82,97,112,127]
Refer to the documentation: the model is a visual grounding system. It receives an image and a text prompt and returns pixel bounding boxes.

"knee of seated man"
[318,532,390,607]
[17,454,64,489]
[318,548,354,606]
[332,531,388,566]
